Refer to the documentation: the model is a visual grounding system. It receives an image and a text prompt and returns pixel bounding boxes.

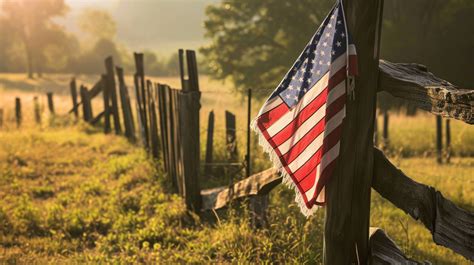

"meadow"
[0,73,473,264]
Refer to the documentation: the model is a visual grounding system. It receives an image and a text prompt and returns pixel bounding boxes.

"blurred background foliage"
[201,0,474,98]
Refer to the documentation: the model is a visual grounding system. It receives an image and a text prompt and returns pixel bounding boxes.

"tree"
[1,0,70,78]
[78,8,117,41]
[201,0,334,94]
[202,0,474,95]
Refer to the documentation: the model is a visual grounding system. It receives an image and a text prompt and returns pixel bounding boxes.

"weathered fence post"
[179,49,201,212]
[46,92,55,115]
[101,75,111,133]
[374,110,379,146]
[105,57,122,135]
[157,84,170,175]
[15,97,21,128]
[33,96,41,125]
[382,109,389,149]
[70,78,78,118]
[436,115,443,164]
[204,111,215,176]
[80,85,93,122]
[134,53,150,148]
[148,81,160,159]
[445,119,451,163]
[116,67,136,140]
[0,108,3,128]
[324,0,384,264]
[225,111,238,161]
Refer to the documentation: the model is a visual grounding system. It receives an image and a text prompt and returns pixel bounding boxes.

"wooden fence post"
[445,119,451,163]
[70,78,78,118]
[374,110,379,147]
[204,111,215,176]
[46,92,55,115]
[157,84,170,174]
[80,85,93,122]
[105,56,121,135]
[179,50,201,212]
[15,97,21,128]
[116,67,135,140]
[324,0,384,263]
[382,109,389,150]
[33,96,41,125]
[148,81,160,159]
[436,115,443,164]
[225,110,238,161]
[0,108,3,128]
[134,53,150,149]
[100,75,111,133]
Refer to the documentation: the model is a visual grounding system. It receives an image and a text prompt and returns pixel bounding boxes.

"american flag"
[252,0,357,216]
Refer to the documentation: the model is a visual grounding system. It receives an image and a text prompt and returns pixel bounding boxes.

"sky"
[62,0,219,55]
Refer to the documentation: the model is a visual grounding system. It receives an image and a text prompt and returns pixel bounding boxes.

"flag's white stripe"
[265,53,346,137]
[287,106,345,172]
[304,141,340,199]
[277,82,346,154]
[258,96,283,116]
[349,44,356,55]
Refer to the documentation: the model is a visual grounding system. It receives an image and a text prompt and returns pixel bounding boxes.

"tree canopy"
[202,0,474,96]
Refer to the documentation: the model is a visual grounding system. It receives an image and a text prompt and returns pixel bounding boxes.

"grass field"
[0,73,473,263]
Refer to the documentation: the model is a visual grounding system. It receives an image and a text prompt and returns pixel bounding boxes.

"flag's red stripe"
[268,67,346,146]
[256,102,289,130]
[281,95,345,164]
[293,124,343,183]
[308,158,338,206]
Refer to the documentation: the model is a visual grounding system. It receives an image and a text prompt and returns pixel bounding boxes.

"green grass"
[0,123,472,264]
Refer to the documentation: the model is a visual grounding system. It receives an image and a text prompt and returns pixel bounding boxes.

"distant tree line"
[0,0,190,78]
[202,0,474,101]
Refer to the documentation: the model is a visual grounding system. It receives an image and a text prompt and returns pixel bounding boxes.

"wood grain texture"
[369,228,421,264]
[378,60,474,124]
[324,1,383,263]
[373,148,474,261]
[200,168,280,211]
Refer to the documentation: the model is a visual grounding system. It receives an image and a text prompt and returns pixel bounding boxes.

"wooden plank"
[200,168,280,211]
[323,1,384,263]
[157,84,170,174]
[134,53,149,148]
[382,110,389,149]
[46,92,54,115]
[378,60,474,124]
[90,111,105,125]
[148,82,160,159]
[101,74,111,133]
[116,67,135,140]
[172,89,185,196]
[15,97,21,128]
[105,56,121,134]
[369,228,420,264]
[204,111,215,176]
[373,147,474,260]
[164,86,178,191]
[70,78,78,118]
[88,79,103,99]
[33,96,41,125]
[225,110,238,161]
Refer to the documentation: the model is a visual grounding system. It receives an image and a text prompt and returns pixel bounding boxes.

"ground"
[0,73,472,263]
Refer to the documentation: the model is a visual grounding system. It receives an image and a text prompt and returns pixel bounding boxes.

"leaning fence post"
[15,97,21,128]
[46,92,55,115]
[179,50,201,212]
[70,78,78,118]
[204,111,215,176]
[101,75,111,133]
[80,85,93,122]
[116,66,135,140]
[436,115,443,164]
[148,81,160,159]
[134,53,150,149]
[105,57,122,134]
[382,109,389,150]
[33,96,41,125]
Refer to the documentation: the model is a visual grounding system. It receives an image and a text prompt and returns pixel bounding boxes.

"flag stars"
[336,41,342,47]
